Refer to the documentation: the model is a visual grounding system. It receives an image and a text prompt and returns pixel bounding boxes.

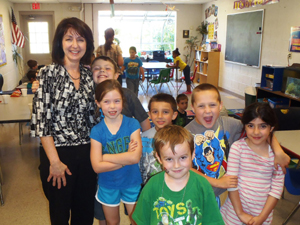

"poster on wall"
[183,30,189,38]
[289,26,300,52]
[205,5,218,18]
[214,6,218,17]
[215,18,218,29]
[208,23,215,40]
[233,0,280,10]
[0,15,7,67]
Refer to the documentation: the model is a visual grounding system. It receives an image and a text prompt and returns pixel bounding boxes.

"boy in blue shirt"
[122,46,145,96]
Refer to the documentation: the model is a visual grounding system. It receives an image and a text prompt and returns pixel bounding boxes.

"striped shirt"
[220,138,284,225]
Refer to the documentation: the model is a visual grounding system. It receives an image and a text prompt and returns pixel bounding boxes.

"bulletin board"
[225,10,264,68]
[208,23,214,40]
[0,15,7,67]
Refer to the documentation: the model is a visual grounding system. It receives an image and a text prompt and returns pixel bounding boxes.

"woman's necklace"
[68,73,80,80]
[161,176,187,223]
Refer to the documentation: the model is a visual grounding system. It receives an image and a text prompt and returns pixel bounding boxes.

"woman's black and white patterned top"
[31,63,96,147]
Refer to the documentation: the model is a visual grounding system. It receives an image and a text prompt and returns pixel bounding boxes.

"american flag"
[11,8,25,48]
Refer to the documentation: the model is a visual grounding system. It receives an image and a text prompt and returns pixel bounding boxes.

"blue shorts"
[96,185,141,207]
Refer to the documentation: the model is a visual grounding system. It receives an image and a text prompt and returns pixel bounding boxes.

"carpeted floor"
[227,108,244,119]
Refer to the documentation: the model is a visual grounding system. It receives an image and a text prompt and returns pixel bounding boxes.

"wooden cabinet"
[256,87,300,107]
[194,48,220,87]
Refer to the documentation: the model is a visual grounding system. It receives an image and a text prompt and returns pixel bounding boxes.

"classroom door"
[20,13,54,70]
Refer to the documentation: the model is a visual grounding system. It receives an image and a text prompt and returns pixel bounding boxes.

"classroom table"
[142,62,180,95]
[274,130,300,168]
[142,62,167,95]
[16,83,28,89]
[0,94,34,145]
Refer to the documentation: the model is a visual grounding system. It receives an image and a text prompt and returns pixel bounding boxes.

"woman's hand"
[47,161,72,189]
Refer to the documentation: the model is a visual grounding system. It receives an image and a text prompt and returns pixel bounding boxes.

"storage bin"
[257,98,268,103]
[245,86,256,107]
[267,98,289,108]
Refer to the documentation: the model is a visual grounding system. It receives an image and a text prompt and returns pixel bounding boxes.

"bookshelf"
[256,87,300,107]
[194,48,220,87]
[260,66,285,91]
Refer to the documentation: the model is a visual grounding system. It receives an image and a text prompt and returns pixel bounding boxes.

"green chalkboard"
[225,10,264,67]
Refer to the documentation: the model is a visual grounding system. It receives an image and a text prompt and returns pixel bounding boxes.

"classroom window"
[28,22,50,54]
[98,11,176,57]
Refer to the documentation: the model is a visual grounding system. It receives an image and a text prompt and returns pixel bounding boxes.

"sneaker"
[182,91,192,95]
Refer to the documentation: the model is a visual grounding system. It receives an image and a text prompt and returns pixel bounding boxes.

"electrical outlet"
[288,53,292,59]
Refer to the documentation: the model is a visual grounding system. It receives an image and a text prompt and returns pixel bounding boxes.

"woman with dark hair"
[96,28,124,84]
[31,17,97,225]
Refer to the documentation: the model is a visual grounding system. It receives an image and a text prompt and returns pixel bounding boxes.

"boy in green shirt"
[133,125,224,225]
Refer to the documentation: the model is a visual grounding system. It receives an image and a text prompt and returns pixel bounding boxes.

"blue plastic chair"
[148,60,160,77]
[282,168,300,224]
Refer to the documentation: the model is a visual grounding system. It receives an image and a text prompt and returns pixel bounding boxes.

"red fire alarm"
[32,3,40,10]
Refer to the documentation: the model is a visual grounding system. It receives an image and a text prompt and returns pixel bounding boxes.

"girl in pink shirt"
[221,102,284,225]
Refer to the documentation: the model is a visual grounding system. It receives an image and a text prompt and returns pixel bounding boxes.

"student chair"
[282,168,300,225]
[139,76,147,95]
[0,74,3,94]
[148,60,160,78]
[178,64,198,90]
[0,74,14,95]
[168,68,175,89]
[150,68,172,94]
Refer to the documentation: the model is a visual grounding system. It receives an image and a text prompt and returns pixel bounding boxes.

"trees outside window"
[98,11,176,57]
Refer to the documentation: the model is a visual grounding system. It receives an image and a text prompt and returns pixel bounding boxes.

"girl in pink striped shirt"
[221,102,284,225]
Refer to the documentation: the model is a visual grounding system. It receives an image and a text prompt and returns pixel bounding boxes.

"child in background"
[185,83,289,208]
[26,70,37,89]
[92,56,150,132]
[90,79,142,225]
[221,102,284,224]
[132,125,224,225]
[167,48,191,94]
[122,46,145,96]
[139,93,178,184]
[20,59,38,84]
[173,93,188,127]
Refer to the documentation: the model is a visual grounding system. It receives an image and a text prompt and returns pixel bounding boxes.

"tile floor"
[0,80,299,225]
